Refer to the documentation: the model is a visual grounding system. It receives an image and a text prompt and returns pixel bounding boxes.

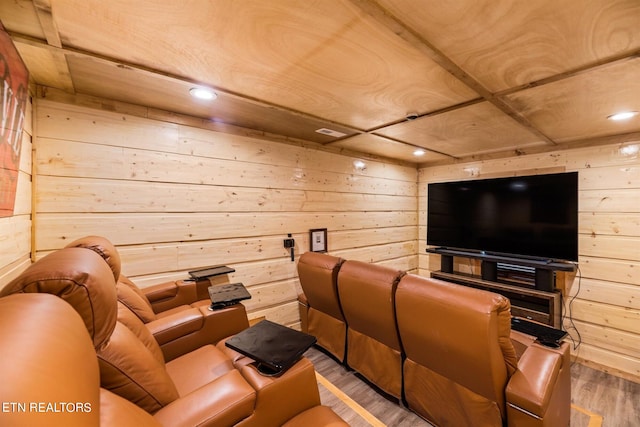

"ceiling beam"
[37,86,418,167]
[10,29,452,159]
[347,0,559,146]
[420,130,640,168]
[30,0,74,92]
[8,31,366,137]
[33,0,61,47]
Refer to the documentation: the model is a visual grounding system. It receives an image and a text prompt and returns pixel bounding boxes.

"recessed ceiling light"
[607,111,638,121]
[189,87,217,100]
[413,149,426,156]
[620,144,639,156]
[353,160,366,170]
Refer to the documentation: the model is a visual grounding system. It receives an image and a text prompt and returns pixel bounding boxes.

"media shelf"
[426,248,576,328]
[431,271,561,327]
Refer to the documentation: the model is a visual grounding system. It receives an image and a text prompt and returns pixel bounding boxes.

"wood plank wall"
[4,89,637,383]
[418,143,640,383]
[0,94,32,288]
[31,95,418,327]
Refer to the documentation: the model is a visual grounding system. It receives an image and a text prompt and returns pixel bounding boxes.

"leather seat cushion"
[165,345,236,396]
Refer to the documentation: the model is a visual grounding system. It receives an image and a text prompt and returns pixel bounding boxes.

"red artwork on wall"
[0,22,29,217]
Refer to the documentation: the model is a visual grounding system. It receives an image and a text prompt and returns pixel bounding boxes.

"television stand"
[426,248,576,328]
[427,248,575,292]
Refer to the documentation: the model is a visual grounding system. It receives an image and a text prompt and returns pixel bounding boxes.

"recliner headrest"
[298,251,344,271]
[0,247,118,349]
[65,235,122,281]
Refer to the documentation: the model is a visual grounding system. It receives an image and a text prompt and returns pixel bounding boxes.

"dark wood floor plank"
[570,361,640,426]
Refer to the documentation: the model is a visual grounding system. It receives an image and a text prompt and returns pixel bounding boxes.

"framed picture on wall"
[309,228,327,253]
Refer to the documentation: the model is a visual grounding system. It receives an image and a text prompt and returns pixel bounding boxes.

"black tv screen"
[427,172,578,262]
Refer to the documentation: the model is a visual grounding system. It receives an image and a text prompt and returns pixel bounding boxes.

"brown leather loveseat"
[297,252,571,427]
[1,244,348,427]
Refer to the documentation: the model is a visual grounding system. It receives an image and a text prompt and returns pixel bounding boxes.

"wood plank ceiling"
[1,0,639,165]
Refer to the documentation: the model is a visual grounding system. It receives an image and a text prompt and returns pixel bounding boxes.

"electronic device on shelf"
[511,317,567,347]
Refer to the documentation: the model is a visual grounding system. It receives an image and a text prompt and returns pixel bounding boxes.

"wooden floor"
[305,347,640,427]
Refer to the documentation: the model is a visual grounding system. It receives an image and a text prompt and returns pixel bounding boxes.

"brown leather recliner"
[65,236,215,312]
[297,251,346,363]
[0,292,164,427]
[395,274,571,427]
[1,247,347,427]
[337,260,405,399]
[64,236,250,361]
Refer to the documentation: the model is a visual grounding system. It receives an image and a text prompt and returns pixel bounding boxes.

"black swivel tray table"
[225,320,316,376]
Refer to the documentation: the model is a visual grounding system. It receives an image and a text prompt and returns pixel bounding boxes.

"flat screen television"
[427,172,578,262]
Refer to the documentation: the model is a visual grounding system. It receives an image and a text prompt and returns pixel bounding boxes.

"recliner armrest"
[153,370,255,427]
[506,342,570,424]
[146,308,203,345]
[155,304,251,362]
[143,280,205,313]
[237,357,321,426]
